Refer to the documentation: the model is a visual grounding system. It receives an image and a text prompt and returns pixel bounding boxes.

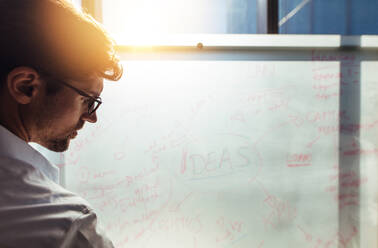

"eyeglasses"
[55,79,102,115]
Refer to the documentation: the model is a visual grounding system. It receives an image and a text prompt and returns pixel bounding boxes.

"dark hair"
[0,0,123,89]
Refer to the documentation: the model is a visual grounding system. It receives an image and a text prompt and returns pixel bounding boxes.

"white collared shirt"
[0,125,114,248]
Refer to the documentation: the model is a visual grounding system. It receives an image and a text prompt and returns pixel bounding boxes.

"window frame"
[84,0,378,50]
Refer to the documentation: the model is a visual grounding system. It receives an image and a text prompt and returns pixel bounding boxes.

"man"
[0,0,122,247]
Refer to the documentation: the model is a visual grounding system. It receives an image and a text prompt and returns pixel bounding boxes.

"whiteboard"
[64,49,378,248]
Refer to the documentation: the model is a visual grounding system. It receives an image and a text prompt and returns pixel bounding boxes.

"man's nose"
[81,111,97,123]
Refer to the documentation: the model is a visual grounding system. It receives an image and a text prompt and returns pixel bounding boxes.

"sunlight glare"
[102,0,208,45]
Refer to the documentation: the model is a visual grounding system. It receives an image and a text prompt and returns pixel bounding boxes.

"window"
[279,0,378,34]
[58,1,378,248]
[101,0,258,36]
[97,0,378,40]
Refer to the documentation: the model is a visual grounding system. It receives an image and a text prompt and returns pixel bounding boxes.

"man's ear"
[6,67,42,104]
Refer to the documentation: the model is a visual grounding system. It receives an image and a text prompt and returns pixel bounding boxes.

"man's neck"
[0,97,30,143]
[0,120,29,143]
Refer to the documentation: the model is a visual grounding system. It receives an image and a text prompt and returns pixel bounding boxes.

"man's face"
[29,76,104,152]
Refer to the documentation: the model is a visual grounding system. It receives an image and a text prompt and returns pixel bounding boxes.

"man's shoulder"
[0,155,36,178]
[0,156,99,247]
[0,155,91,208]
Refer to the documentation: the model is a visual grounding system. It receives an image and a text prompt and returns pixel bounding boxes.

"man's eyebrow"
[81,88,100,98]
[88,91,101,98]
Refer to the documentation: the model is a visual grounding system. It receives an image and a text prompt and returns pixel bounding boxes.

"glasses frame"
[55,79,102,115]
[36,69,103,115]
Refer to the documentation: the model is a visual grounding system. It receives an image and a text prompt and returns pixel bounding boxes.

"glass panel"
[279,0,378,34]
[102,0,258,37]
[64,49,378,248]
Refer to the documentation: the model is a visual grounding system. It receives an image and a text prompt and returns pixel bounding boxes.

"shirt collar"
[0,125,59,183]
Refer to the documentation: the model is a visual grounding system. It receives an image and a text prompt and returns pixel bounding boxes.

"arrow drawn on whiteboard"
[297,225,313,242]
[113,136,128,161]
[170,192,194,212]
[180,147,188,174]
[257,240,264,248]
[306,135,321,148]
[230,112,246,123]
[254,121,289,146]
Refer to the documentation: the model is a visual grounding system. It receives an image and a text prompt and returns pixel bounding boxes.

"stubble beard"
[46,136,71,152]
[31,94,83,152]
[37,127,74,152]
[35,119,80,152]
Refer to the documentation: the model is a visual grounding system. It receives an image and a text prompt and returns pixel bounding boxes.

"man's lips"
[69,131,78,139]
[69,123,84,139]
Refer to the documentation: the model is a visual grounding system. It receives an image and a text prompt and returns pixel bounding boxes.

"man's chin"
[44,138,71,152]
[38,130,78,152]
